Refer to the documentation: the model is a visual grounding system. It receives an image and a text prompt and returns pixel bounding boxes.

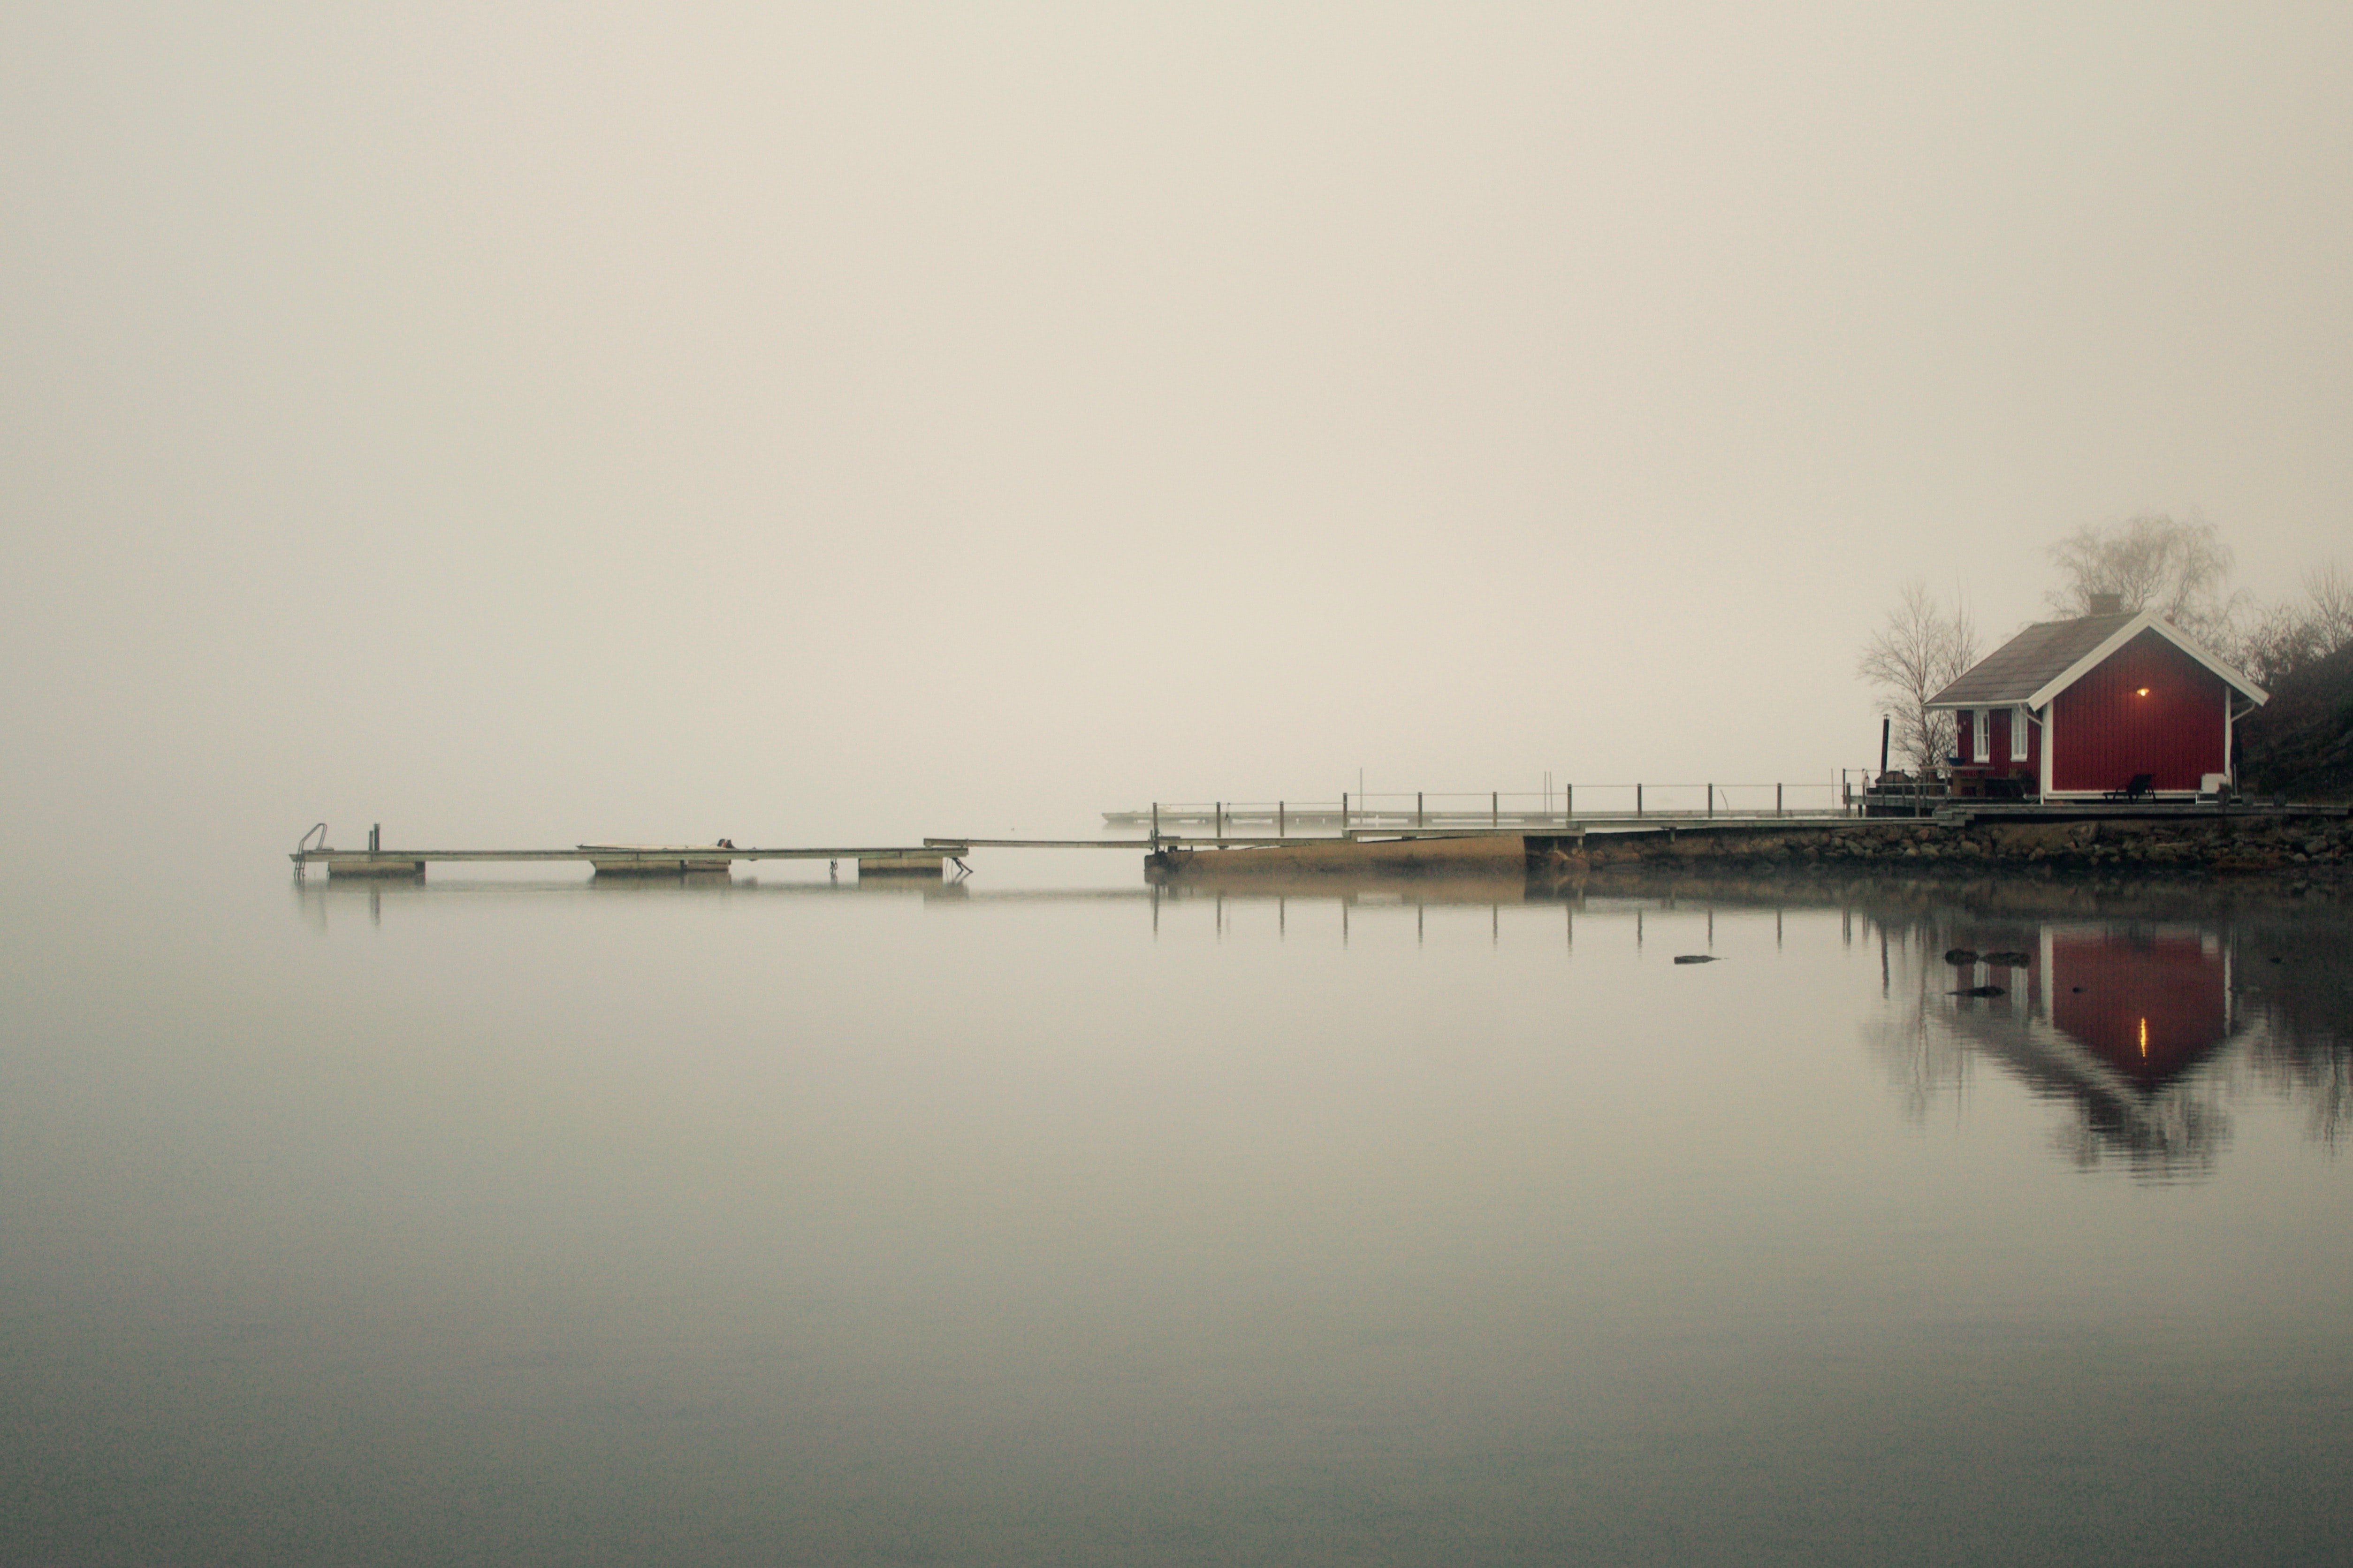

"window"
[1973,708,1989,762]
[2012,706,2031,761]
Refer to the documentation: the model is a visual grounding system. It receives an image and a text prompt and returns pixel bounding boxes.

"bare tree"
[1858,581,1979,774]
[2239,559,2353,685]
[2307,559,2353,652]
[2045,512,2245,647]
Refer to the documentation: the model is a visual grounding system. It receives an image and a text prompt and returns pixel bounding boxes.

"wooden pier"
[294,781,2343,883]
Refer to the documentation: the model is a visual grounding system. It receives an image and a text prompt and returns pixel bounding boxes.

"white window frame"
[1972,708,1989,762]
[2012,705,2031,761]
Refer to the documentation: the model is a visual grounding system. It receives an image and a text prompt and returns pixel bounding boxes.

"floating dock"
[295,841,977,880]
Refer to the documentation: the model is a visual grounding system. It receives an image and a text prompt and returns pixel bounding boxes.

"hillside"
[2238,640,2353,800]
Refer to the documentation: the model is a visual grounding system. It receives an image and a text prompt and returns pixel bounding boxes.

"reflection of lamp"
[2049,933,2228,1084]
[2137,688,2150,696]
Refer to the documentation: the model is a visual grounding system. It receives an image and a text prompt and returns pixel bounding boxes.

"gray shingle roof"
[1927,613,2135,707]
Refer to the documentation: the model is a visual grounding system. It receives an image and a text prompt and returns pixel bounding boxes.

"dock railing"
[1118,784,1862,839]
[1841,767,1954,817]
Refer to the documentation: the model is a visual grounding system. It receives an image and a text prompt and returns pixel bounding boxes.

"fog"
[6,4,2349,859]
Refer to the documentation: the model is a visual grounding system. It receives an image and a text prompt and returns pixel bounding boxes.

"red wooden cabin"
[1926,605,2267,800]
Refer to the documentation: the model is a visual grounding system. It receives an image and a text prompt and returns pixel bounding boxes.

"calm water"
[4,853,2350,1565]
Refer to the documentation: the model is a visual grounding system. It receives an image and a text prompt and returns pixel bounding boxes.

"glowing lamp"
[2136,687,2150,696]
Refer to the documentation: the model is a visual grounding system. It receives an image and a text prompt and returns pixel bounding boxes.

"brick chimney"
[2086,592,2124,616]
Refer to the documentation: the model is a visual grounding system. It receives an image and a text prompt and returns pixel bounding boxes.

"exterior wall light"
[2137,687,2150,696]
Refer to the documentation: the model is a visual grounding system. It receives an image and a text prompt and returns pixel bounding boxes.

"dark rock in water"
[1672,954,1720,965]
[1943,948,1979,965]
[1949,984,2006,997]
[1979,950,2032,967]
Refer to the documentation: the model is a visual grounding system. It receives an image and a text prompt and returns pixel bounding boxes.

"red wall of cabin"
[2049,631,2227,794]
[1954,706,2040,781]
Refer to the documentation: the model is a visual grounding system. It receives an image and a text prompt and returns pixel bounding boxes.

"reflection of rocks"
[2233,914,2353,1150]
[1530,862,2339,923]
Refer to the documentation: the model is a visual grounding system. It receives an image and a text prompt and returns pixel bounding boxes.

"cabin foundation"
[326,856,426,879]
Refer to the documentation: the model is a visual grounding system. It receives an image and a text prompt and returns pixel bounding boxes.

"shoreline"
[1147,816,2351,894]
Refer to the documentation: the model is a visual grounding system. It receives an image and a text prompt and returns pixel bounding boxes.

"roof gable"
[1928,610,2267,710]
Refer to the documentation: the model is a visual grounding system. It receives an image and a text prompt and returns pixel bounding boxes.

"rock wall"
[1550,816,2351,891]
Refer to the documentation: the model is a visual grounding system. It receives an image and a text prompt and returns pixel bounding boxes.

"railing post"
[1777,783,1783,818]
[1565,784,1572,820]
[1216,801,1223,839]
[1707,785,1714,820]
[1279,800,1286,837]
[1492,791,1498,828]
[1152,802,1159,850]
[1637,784,1643,818]
[1417,791,1424,829]
[1341,792,1348,836]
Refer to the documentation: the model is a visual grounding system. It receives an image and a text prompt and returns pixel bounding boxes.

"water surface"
[4,856,2348,1565]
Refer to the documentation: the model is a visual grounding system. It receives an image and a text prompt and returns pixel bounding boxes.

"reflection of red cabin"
[2048,931,2229,1085]
[1927,607,2267,799]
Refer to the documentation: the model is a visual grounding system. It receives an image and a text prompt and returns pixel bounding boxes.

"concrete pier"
[855,853,949,876]
[1146,831,1573,882]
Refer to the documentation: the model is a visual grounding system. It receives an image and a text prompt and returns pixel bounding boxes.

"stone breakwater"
[1552,816,2350,887]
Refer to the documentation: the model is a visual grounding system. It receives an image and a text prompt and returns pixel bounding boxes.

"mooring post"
[1215,801,1223,840]
[1708,785,1714,820]
[1777,783,1783,818]
[1637,783,1643,818]
[1417,792,1424,829]
[1342,792,1348,836]
[1566,783,1573,820]
[1278,800,1286,837]
[369,823,380,852]
[1492,791,1498,828]
[1151,802,1159,851]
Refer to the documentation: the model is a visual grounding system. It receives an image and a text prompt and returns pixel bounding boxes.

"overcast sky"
[5,3,2348,854]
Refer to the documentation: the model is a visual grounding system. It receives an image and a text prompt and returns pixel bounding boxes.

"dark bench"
[2103,773,2155,801]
